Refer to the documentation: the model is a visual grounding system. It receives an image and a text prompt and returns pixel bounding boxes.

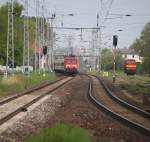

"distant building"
[120,48,143,63]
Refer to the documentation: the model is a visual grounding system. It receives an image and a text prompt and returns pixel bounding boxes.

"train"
[54,55,80,74]
[124,59,136,75]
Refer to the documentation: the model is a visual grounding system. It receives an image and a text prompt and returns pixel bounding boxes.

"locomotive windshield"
[126,60,136,64]
[65,59,77,63]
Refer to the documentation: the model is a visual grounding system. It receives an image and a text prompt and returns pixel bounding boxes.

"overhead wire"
[101,0,114,25]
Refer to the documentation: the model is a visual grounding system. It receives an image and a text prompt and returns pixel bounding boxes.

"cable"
[102,0,114,24]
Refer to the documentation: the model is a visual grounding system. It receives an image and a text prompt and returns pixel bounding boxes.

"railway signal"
[113,35,118,48]
[112,35,118,83]
[43,46,48,55]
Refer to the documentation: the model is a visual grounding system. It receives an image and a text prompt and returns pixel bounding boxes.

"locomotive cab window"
[65,59,77,63]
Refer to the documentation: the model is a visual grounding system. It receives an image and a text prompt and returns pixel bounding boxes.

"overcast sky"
[0,0,150,50]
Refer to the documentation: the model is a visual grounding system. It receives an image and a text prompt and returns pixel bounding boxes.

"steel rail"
[0,77,72,125]
[95,76,150,119]
[0,77,66,105]
[87,75,150,136]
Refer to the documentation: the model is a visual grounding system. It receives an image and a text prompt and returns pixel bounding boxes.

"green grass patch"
[0,72,57,97]
[107,71,150,95]
[106,71,150,104]
[27,123,91,142]
[116,71,150,83]
[0,76,2,81]
[87,70,99,76]
[23,72,56,88]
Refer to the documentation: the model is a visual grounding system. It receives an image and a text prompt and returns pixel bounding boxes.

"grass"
[106,71,150,102]
[116,71,150,83]
[0,75,2,81]
[104,71,150,104]
[0,72,57,97]
[87,70,101,76]
[27,123,91,142]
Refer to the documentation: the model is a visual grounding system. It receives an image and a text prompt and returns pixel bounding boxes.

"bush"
[27,123,91,142]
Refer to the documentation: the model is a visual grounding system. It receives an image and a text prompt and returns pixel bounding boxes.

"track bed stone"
[0,75,149,142]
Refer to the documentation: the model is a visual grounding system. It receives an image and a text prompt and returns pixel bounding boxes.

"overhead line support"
[48,27,101,30]
[23,0,30,74]
[6,0,14,78]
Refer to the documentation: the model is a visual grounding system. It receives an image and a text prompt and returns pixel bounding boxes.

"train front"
[64,57,80,74]
[124,59,137,75]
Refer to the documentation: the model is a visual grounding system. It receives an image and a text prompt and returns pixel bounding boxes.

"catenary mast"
[23,0,29,73]
[6,0,14,77]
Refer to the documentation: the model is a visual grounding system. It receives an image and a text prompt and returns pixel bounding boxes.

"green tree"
[14,1,24,66]
[0,1,24,66]
[0,4,8,64]
[101,48,123,71]
[101,48,113,70]
[0,1,36,66]
[130,23,150,76]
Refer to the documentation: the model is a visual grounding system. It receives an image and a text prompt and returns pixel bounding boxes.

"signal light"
[43,46,47,55]
[113,35,118,48]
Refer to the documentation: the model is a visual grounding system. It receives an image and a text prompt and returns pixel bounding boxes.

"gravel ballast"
[0,75,149,142]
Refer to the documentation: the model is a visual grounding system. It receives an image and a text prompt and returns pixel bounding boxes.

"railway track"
[88,75,150,136]
[0,77,66,105]
[98,76,150,118]
[0,77,73,126]
[103,75,150,112]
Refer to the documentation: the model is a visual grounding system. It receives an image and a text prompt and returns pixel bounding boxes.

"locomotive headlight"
[66,65,71,68]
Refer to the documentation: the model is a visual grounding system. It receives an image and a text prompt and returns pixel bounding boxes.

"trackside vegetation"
[0,72,56,97]
[106,71,150,104]
[27,123,91,142]
[130,23,150,76]
[0,2,36,66]
[116,72,150,95]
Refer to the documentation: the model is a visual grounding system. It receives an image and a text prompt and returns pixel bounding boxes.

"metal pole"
[6,1,10,78]
[41,0,45,72]
[6,0,14,78]
[97,13,102,73]
[27,3,29,69]
[34,0,39,72]
[23,0,29,74]
[38,1,43,74]
[99,28,102,73]
[11,0,14,71]
[113,46,116,83]
[50,17,54,71]
[92,30,97,70]
[112,35,118,83]
[96,14,99,71]
[38,15,41,74]
[46,18,52,72]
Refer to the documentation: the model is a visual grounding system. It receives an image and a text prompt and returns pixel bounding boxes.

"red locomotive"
[64,56,80,73]
[124,59,136,75]
[54,54,80,74]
